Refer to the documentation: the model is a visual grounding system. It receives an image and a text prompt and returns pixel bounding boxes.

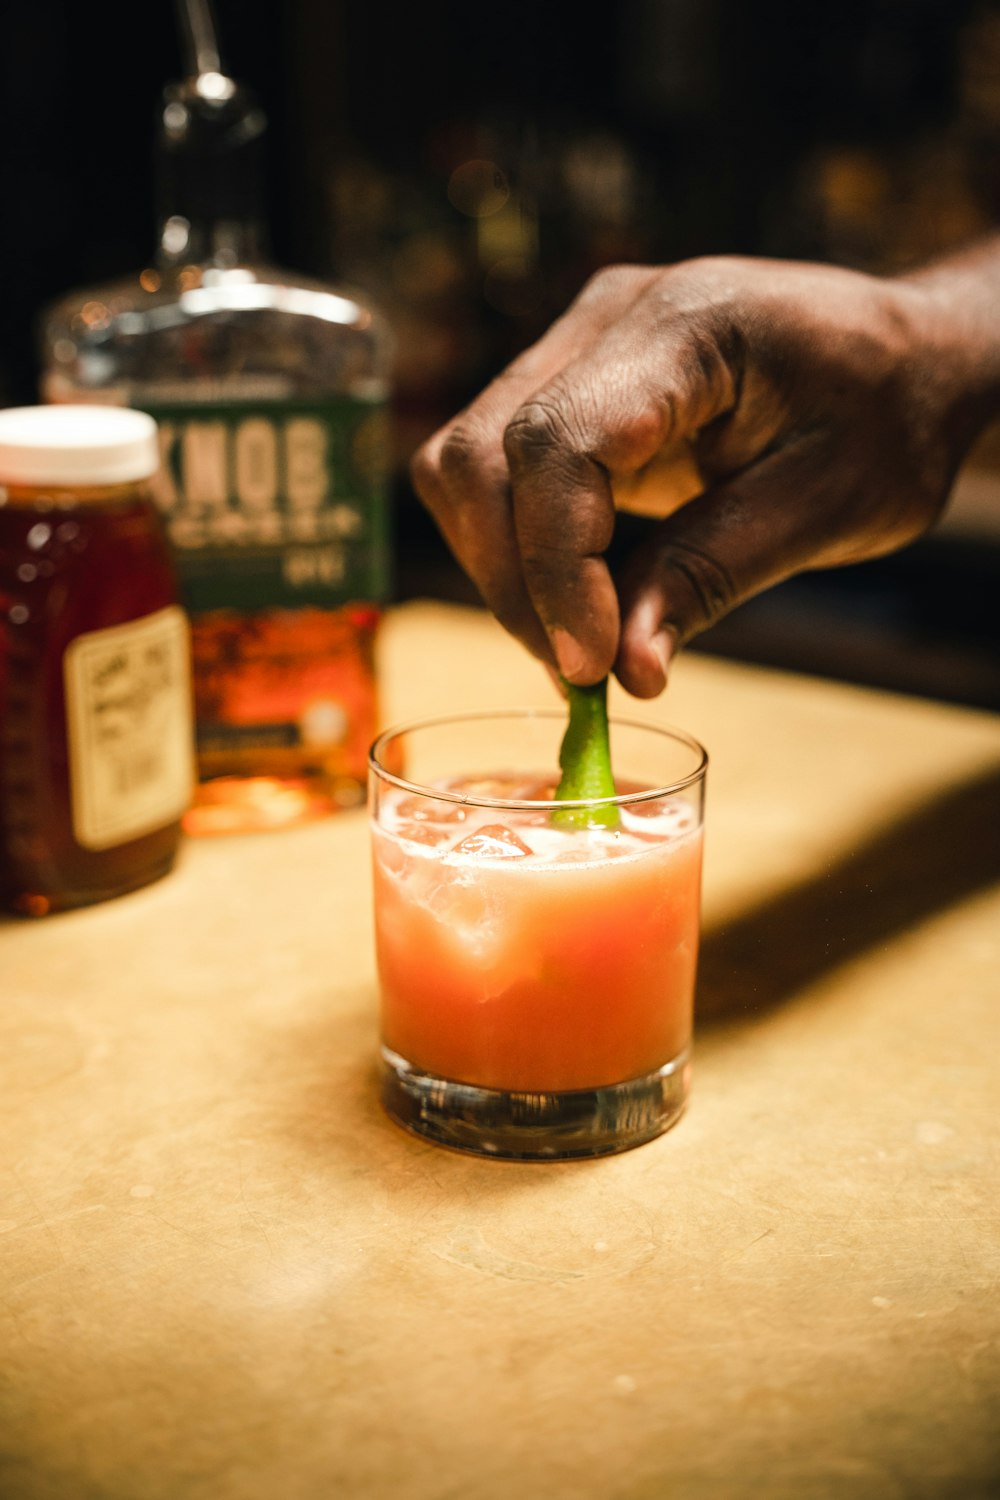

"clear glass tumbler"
[369,710,707,1159]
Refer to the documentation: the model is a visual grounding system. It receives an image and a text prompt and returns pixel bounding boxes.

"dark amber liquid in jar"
[0,481,188,914]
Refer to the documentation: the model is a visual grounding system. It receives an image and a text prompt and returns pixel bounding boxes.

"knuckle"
[408,441,441,506]
[503,397,577,468]
[575,262,648,306]
[436,421,487,493]
[520,540,559,584]
[664,254,754,297]
[623,397,676,459]
[673,253,744,282]
[657,540,738,635]
[646,257,745,331]
[519,538,574,606]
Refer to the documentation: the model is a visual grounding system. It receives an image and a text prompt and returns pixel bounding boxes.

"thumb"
[614,437,830,697]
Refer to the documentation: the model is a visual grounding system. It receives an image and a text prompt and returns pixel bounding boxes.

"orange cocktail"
[369,711,707,1159]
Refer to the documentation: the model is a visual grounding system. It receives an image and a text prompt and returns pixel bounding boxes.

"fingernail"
[551,627,587,682]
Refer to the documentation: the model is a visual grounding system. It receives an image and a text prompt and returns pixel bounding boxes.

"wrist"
[894,239,1000,457]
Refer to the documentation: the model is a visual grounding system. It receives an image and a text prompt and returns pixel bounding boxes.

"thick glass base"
[380,1046,691,1160]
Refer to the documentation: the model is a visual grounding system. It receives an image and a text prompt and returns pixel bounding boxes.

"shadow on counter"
[696,762,1000,1027]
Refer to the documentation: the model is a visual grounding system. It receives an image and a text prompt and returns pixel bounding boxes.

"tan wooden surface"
[3,601,999,1500]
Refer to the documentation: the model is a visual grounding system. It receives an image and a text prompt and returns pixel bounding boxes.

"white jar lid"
[0,405,160,486]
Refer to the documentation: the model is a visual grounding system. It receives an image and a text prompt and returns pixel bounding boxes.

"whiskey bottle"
[40,9,392,834]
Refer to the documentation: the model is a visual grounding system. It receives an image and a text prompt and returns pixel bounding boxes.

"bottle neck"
[154,212,268,269]
[154,74,269,270]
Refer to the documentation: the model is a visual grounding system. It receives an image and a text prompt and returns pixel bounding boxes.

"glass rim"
[368,707,708,811]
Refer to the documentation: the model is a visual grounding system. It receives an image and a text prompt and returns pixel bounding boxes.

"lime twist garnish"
[553,678,621,830]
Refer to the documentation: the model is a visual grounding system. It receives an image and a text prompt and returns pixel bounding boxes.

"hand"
[411,254,989,695]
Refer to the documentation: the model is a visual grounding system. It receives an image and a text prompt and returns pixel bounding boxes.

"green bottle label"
[141,397,391,613]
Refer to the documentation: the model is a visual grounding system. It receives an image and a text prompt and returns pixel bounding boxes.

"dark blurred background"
[2,0,998,707]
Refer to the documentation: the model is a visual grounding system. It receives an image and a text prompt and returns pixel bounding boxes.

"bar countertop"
[3,601,1000,1500]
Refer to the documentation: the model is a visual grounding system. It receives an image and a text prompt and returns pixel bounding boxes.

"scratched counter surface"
[2,602,1000,1500]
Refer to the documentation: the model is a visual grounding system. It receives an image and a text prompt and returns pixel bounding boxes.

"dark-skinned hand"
[411,251,998,694]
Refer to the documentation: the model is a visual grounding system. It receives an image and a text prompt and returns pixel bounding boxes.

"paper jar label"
[63,606,195,849]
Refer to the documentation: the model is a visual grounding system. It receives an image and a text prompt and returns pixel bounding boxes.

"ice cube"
[392,819,450,848]
[446,776,519,800]
[620,796,694,840]
[449,823,533,859]
[511,778,557,823]
[445,773,555,802]
[394,793,468,825]
[388,791,471,847]
[516,778,556,802]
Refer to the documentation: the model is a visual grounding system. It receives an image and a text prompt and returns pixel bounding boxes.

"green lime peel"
[553,678,621,830]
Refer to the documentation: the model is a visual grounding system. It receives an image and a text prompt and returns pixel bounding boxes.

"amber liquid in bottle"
[41,49,392,837]
[0,483,188,914]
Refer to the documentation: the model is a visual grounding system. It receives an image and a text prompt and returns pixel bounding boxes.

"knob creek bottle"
[40,21,392,836]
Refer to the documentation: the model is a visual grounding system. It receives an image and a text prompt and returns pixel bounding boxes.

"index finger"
[410,267,662,668]
[502,306,737,683]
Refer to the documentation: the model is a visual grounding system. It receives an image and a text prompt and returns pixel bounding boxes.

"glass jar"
[0,405,194,915]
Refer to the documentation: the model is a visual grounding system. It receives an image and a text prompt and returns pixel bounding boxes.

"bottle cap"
[0,406,160,486]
